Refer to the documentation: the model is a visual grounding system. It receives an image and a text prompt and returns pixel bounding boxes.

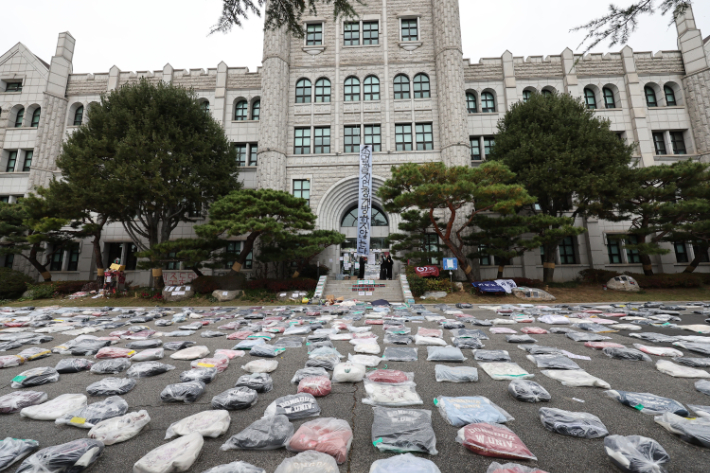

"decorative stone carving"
[606,276,640,293]
[512,287,556,301]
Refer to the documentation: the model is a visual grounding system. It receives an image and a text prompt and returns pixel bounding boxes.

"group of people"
[357,254,394,280]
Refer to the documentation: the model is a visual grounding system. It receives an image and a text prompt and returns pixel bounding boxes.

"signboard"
[356,145,373,256]
[164,271,198,286]
[414,266,440,277]
[443,258,458,271]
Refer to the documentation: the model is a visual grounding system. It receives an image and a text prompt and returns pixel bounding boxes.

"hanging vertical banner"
[357,145,373,256]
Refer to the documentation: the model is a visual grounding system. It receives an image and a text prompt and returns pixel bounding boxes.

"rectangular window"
[483,137,495,158]
[480,245,491,266]
[306,24,323,46]
[293,179,310,205]
[540,246,546,265]
[674,241,689,263]
[22,150,33,172]
[364,125,381,152]
[313,127,331,154]
[424,233,440,265]
[106,243,123,267]
[363,21,379,45]
[5,82,22,92]
[653,132,667,155]
[294,128,311,155]
[125,243,138,271]
[0,196,9,203]
[559,236,577,264]
[165,251,179,270]
[401,19,418,41]
[470,137,481,161]
[6,151,17,172]
[626,234,641,264]
[395,124,413,151]
[607,236,622,264]
[670,132,686,155]
[225,241,253,270]
[344,22,360,46]
[3,254,14,268]
[49,248,64,271]
[693,245,710,263]
[234,143,247,166]
[344,125,361,153]
[248,144,258,166]
[67,246,80,271]
[415,123,433,151]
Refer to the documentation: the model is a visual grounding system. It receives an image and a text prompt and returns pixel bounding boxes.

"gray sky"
[3,0,710,73]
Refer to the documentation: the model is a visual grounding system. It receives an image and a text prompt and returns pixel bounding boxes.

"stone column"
[621,46,655,168]
[561,48,579,97]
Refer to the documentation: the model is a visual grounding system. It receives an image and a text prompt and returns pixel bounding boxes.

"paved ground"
[2,302,710,473]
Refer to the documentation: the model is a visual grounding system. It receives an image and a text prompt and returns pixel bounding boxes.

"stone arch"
[232,96,249,120]
[8,104,25,128]
[663,81,682,106]
[480,88,498,113]
[601,83,622,109]
[583,84,601,109]
[643,82,662,107]
[67,102,85,126]
[541,86,557,96]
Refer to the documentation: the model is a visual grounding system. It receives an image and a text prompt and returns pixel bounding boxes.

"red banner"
[414,266,440,277]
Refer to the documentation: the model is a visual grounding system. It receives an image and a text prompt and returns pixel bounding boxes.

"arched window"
[541,89,553,97]
[603,87,616,109]
[364,76,380,101]
[644,86,657,107]
[30,107,41,127]
[296,79,312,103]
[341,206,388,227]
[73,106,84,126]
[234,100,248,120]
[14,107,24,128]
[584,88,597,109]
[200,101,210,113]
[466,93,477,113]
[393,74,410,100]
[315,78,331,102]
[251,100,260,120]
[413,74,430,99]
[344,77,360,102]
[664,86,677,106]
[522,90,532,103]
[481,92,495,113]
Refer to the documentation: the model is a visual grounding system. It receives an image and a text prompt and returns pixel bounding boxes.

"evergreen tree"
[135,238,234,277]
[386,210,444,266]
[258,230,345,277]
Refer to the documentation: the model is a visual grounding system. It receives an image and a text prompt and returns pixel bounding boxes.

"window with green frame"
[674,241,689,263]
[293,179,310,205]
[67,246,80,271]
[424,233,440,265]
[559,237,577,264]
[607,236,622,264]
[225,241,253,269]
[306,23,323,45]
[49,248,64,271]
[22,150,32,172]
[3,254,14,268]
[5,82,22,92]
[165,252,179,270]
[625,235,641,263]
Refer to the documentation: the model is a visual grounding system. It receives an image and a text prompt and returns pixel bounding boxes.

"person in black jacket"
[380,256,387,280]
[358,256,366,279]
[384,254,394,280]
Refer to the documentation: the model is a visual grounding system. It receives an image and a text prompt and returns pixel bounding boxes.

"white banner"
[357,145,373,256]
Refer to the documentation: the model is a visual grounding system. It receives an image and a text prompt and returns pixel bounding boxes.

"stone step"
[322,279,404,302]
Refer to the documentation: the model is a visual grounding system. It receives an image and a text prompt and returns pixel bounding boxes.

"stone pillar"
[162,63,174,84]
[561,48,579,97]
[621,46,655,167]
[501,51,518,111]
[431,0,469,167]
[214,61,228,125]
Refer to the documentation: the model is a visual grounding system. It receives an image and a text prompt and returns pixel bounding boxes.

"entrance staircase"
[322,279,405,303]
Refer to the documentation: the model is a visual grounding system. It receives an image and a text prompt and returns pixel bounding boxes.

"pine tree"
[387,210,445,266]
[258,230,346,277]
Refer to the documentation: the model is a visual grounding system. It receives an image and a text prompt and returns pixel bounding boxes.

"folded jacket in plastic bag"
[435,365,478,383]
[456,423,536,461]
[676,357,710,368]
[414,336,447,346]
[88,410,150,445]
[170,345,210,360]
[539,407,609,438]
[604,434,670,473]
[55,358,93,374]
[166,410,231,439]
[286,417,353,463]
[603,347,652,362]
[15,438,104,473]
[508,379,551,403]
[126,339,162,349]
[134,432,203,473]
[479,362,534,381]
[382,347,418,362]
[69,339,111,356]
[426,346,466,362]
[630,332,678,343]
[163,341,195,351]
[291,367,329,384]
[365,370,414,384]
[604,390,689,416]
[11,367,59,388]
[250,345,285,358]
[674,342,710,356]
[56,395,128,429]
[332,362,366,382]
[160,381,206,403]
[20,393,87,420]
[127,361,175,378]
[384,333,414,345]
[180,367,218,384]
[90,359,131,374]
[363,380,423,406]
[368,453,441,473]
[347,354,381,367]
[242,359,278,373]
[0,437,39,471]
[191,357,229,373]
[506,335,537,344]
[264,393,322,419]
[690,405,710,419]
[541,369,610,388]
[18,348,52,361]
[212,387,258,410]
[486,463,550,473]
[274,337,304,348]
[0,391,47,414]
[696,379,710,396]
[566,332,611,342]
[202,462,266,473]
[236,373,273,393]
[656,359,710,378]
[585,341,625,350]
[452,337,484,349]
[86,377,136,396]
[95,347,135,359]
[274,450,339,473]
[371,406,437,455]
[0,354,24,369]
[654,412,710,448]
[220,414,294,450]
[634,344,683,358]
[526,354,580,370]
[234,339,267,351]
[473,350,511,362]
[131,348,164,362]
[435,396,513,427]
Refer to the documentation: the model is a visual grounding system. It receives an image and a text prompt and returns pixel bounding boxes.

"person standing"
[358,256,366,279]
[379,256,387,280]
[385,254,394,280]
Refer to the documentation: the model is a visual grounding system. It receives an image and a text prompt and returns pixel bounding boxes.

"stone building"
[1,1,709,285]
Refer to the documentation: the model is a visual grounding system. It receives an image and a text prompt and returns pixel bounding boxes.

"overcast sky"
[3,0,710,73]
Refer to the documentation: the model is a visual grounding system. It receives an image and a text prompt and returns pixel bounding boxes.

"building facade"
[1,1,710,285]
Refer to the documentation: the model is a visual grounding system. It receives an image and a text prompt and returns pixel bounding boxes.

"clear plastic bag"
[201,462,266,473]
[69,339,111,356]
[414,336,447,346]
[274,450,338,473]
[603,347,652,362]
[0,437,39,471]
[382,347,418,362]
[654,412,710,448]
[435,396,513,427]
[126,339,162,349]
[127,362,175,378]
[160,381,206,403]
[486,463,550,473]
[604,435,670,473]
[539,407,608,438]
[371,406,437,455]
[55,358,93,373]
[20,393,87,420]
[362,380,423,406]
[673,341,710,356]
[274,337,304,348]
[286,417,353,463]
[366,370,413,384]
[384,333,414,345]
[236,373,273,393]
[15,438,104,473]
[452,337,484,349]
[298,377,332,397]
[347,354,381,367]
[264,393,322,419]
[234,339,267,351]
[332,362,366,382]
[538,314,570,325]
[11,367,59,388]
[690,405,710,419]
[630,333,678,343]
[426,346,466,362]
[368,453,441,473]
[479,362,534,381]
[212,387,258,410]
[541,369,610,388]
[657,359,710,378]
[676,357,710,368]
[456,423,536,460]
[241,359,278,373]
[634,344,683,358]
[291,367,329,384]
[56,395,128,429]
[0,355,25,369]
[220,415,294,451]
[88,410,150,445]
[434,365,478,383]
[180,368,218,384]
[585,342,625,350]
[215,349,245,359]
[131,348,164,362]
[0,391,47,414]
[696,379,710,396]
[133,432,203,473]
[95,347,135,359]
[250,345,285,358]
[508,379,551,403]
[566,332,611,342]
[200,330,225,338]
[166,410,231,439]
[506,335,537,344]
[526,354,580,370]
[163,341,196,351]
[90,359,131,375]
[306,354,340,370]
[605,390,689,416]
[86,377,136,396]
[473,350,511,362]
[191,357,229,373]
[354,341,381,355]
[170,345,210,360]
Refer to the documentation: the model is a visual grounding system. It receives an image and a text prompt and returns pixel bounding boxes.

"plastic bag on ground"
[369,453,441,473]
[452,337,484,349]
[127,361,175,378]
[566,332,611,342]
[474,350,511,362]
[191,357,229,373]
[630,333,678,343]
[426,346,466,362]
[15,439,104,473]
[17,347,52,361]
[603,347,652,362]
[333,362,366,382]
[520,345,564,355]
[95,347,135,359]
[242,359,278,373]
[435,396,513,427]
[202,462,265,473]
[274,451,339,473]
[0,391,47,414]
[676,357,710,368]
[366,370,413,384]
[673,342,710,356]
[526,354,580,370]
[20,393,86,420]
[382,347,418,362]
[86,377,136,396]
[654,412,710,448]
[164,341,195,351]
[170,345,210,360]
[264,393,322,419]
[414,336,447,346]
[88,410,150,445]
[696,379,710,396]
[291,367,329,384]
[133,432,203,473]
[180,368,217,384]
[90,359,131,375]
[456,423,536,461]
[56,395,128,429]
[166,410,231,439]
[363,380,423,406]
[656,359,710,378]
[634,344,683,358]
[371,406,437,455]
[0,437,39,471]
[126,339,162,349]
[131,348,164,362]
[221,415,294,451]
[234,339,267,351]
[541,369,610,388]
[508,379,551,403]
[250,345,285,358]
[0,355,24,369]
[214,349,245,360]
[539,408,609,438]
[298,377,332,397]
[605,390,689,416]
[347,354,381,367]
[604,435,670,473]
[479,362,534,381]
[417,328,443,338]
[354,342,381,355]
[486,463,549,473]
[286,417,353,463]
[506,335,537,344]
[212,387,258,410]
[690,405,710,419]
[11,367,59,388]
[160,381,206,403]
[521,327,549,335]
[435,365,478,383]
[585,341,625,350]
[55,358,93,373]
[236,373,273,393]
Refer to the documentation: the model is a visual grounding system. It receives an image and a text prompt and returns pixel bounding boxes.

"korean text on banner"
[357,145,373,256]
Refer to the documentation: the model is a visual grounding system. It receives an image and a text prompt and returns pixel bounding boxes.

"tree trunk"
[190,266,204,278]
[639,254,654,276]
[496,265,506,280]
[151,266,165,291]
[446,245,476,284]
[26,244,52,281]
[542,245,557,283]
[92,233,105,285]
[683,255,703,274]
[230,232,259,275]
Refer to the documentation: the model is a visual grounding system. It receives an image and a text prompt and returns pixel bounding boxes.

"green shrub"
[191,273,247,294]
[53,280,94,295]
[578,269,622,284]
[630,272,703,289]
[0,268,34,299]
[408,275,451,297]
[25,283,56,300]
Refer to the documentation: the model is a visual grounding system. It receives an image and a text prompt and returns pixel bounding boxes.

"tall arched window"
[341,206,388,227]
[481,92,495,113]
[296,79,312,103]
[413,74,430,99]
[73,106,84,126]
[364,76,380,101]
[14,107,24,128]
[234,100,248,120]
[200,101,210,113]
[644,86,657,107]
[30,108,41,127]
[541,89,553,97]
[344,77,360,102]
[584,88,597,109]
[466,93,477,113]
[393,74,410,100]
[603,87,616,109]
[251,100,260,120]
[315,78,331,102]
[664,86,677,106]
[522,90,532,103]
